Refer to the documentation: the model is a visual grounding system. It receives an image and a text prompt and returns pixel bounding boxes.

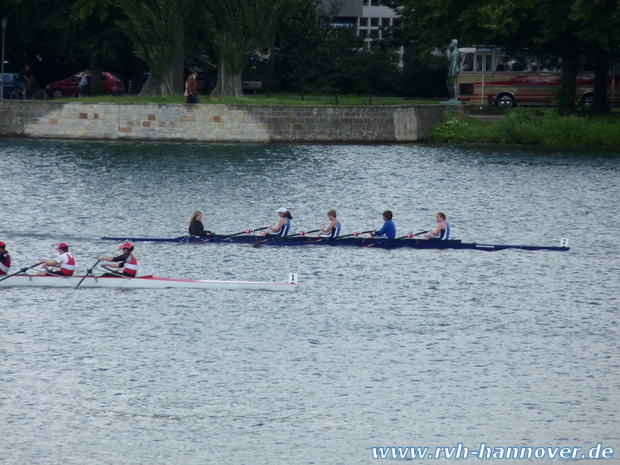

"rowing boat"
[0,273,298,291]
[101,235,570,252]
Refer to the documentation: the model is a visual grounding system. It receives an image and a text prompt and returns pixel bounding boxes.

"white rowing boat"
[0,273,298,291]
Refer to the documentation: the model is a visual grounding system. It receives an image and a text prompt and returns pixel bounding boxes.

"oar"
[309,229,374,243]
[199,227,269,243]
[256,229,321,244]
[363,230,428,248]
[0,263,41,282]
[74,259,101,289]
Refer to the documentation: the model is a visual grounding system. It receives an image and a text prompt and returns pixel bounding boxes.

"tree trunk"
[90,56,103,95]
[140,24,185,97]
[211,56,243,97]
[559,45,580,115]
[172,23,186,93]
[592,49,609,114]
[141,67,177,96]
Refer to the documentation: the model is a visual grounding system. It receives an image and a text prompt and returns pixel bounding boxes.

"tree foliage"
[205,0,296,97]
[391,0,620,112]
[115,0,195,96]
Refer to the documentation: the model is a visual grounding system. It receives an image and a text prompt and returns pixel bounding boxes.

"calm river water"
[1,138,618,464]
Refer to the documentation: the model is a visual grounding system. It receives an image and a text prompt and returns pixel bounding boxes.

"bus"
[456,47,620,110]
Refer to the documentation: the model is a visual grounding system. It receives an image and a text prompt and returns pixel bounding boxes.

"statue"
[444,39,462,104]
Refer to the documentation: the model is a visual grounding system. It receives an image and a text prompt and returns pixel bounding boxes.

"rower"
[189,210,213,236]
[259,207,292,237]
[371,210,396,239]
[425,212,450,240]
[0,241,11,276]
[39,242,76,276]
[100,242,139,277]
[319,210,341,238]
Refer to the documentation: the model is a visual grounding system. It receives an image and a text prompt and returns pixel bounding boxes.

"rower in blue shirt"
[426,212,450,240]
[372,210,396,239]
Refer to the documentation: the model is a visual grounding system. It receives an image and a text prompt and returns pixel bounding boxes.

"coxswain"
[259,207,292,237]
[425,212,450,240]
[371,210,396,239]
[319,210,341,238]
[189,211,213,236]
[0,241,11,275]
[99,243,139,277]
[39,242,76,276]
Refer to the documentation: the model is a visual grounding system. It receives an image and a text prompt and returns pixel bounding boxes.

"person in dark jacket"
[189,211,212,236]
[185,71,199,104]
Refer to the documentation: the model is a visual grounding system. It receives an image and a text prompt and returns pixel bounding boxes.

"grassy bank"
[58,93,437,106]
[429,108,620,146]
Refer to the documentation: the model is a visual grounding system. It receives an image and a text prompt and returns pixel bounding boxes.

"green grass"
[429,108,620,146]
[55,93,437,106]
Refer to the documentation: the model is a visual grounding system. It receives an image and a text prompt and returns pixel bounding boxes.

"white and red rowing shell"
[0,274,298,291]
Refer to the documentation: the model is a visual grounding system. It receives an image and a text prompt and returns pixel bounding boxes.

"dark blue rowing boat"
[100,234,570,252]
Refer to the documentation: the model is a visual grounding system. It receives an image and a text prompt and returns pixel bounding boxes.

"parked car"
[46,71,125,98]
[1,73,21,99]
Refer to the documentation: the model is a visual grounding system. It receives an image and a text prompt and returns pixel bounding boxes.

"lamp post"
[1,18,7,100]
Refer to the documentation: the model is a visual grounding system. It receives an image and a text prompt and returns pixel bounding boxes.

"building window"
[382,18,391,27]
[359,17,368,27]
[370,17,379,27]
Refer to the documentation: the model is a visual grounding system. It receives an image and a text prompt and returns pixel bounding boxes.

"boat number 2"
[561,238,569,247]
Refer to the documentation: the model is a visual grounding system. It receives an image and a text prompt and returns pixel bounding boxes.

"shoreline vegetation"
[430,108,620,146]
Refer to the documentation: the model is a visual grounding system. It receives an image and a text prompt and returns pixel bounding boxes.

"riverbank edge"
[0,101,462,143]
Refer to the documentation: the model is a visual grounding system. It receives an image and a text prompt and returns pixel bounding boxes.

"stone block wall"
[0,101,448,143]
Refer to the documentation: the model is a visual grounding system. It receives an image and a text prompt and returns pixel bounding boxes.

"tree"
[116,0,195,96]
[390,0,611,112]
[206,0,297,97]
[570,0,620,113]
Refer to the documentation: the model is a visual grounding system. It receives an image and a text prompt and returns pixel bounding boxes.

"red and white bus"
[456,47,620,110]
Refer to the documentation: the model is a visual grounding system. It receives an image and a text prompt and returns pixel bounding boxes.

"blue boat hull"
[100,235,570,252]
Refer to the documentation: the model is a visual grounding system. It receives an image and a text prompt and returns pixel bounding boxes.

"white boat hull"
[0,274,298,291]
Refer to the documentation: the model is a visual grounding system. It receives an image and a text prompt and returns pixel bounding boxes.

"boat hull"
[0,274,297,291]
[101,235,570,252]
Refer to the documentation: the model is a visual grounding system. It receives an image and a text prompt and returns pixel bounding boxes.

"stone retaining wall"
[0,101,449,143]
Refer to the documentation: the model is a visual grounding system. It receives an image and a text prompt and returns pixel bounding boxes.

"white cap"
[276,207,288,213]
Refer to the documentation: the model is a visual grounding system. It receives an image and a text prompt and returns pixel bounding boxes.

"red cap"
[56,242,69,250]
[0,241,5,247]
[119,242,133,250]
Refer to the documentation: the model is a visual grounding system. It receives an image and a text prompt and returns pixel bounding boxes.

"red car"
[46,71,125,98]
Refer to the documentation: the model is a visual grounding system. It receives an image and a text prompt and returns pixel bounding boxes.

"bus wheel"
[496,94,516,109]
[580,94,594,111]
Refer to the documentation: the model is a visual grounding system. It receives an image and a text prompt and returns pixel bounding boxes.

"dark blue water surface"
[1,138,619,464]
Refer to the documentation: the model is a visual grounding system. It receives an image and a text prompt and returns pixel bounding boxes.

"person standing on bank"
[17,65,34,99]
[100,243,139,277]
[186,70,199,104]
[0,241,11,276]
[78,70,90,97]
[39,243,76,276]
[189,211,213,236]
